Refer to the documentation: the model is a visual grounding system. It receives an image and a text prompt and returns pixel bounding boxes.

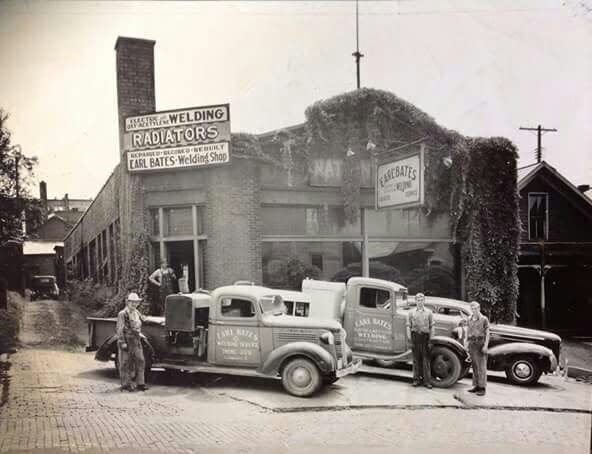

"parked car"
[30,275,60,301]
[405,296,562,386]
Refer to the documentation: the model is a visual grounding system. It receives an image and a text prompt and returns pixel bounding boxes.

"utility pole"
[352,0,364,89]
[519,125,557,163]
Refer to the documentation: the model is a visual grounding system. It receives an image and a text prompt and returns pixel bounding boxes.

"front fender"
[260,342,336,376]
[431,336,468,361]
[94,334,156,363]
[488,343,557,372]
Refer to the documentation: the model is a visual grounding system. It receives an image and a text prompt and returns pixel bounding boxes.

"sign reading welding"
[375,145,425,210]
[124,104,231,172]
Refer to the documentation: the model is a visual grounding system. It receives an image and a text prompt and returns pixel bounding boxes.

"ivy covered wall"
[234,88,519,323]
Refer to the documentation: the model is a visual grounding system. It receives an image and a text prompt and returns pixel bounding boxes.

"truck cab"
[301,277,469,388]
[88,284,360,397]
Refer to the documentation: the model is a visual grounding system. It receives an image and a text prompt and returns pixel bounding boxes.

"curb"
[567,366,592,383]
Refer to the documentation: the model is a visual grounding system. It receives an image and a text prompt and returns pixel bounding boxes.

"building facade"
[64,37,519,313]
[517,161,592,335]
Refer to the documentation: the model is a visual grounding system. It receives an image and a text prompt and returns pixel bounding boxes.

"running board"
[352,350,412,362]
[152,363,275,379]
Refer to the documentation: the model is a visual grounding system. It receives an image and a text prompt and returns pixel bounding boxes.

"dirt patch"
[20,300,87,350]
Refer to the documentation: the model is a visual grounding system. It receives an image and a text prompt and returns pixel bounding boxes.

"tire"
[429,346,462,388]
[322,374,339,385]
[505,356,542,386]
[281,357,322,397]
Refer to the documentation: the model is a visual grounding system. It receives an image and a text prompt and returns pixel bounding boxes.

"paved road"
[0,299,590,453]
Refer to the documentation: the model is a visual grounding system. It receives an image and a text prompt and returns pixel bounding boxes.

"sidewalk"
[562,339,592,382]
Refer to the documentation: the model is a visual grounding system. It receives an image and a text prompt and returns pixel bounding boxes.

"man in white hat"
[116,292,147,391]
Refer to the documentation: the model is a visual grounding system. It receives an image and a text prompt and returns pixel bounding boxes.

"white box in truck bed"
[301,279,346,321]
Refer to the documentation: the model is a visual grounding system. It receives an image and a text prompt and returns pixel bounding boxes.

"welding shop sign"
[124,104,231,172]
[375,144,425,210]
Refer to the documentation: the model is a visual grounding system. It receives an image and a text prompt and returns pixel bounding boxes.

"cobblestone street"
[0,300,590,453]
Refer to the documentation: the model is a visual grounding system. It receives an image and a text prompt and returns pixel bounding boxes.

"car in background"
[404,296,562,386]
[30,275,60,301]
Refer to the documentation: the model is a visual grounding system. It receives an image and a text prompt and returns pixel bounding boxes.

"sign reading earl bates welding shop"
[124,104,231,172]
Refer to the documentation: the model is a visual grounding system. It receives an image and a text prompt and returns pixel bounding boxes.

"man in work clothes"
[406,293,434,388]
[149,259,177,315]
[116,292,148,392]
[467,301,490,396]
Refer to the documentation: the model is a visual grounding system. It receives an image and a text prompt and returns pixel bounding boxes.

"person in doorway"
[406,293,435,388]
[116,292,147,392]
[149,259,177,315]
[466,301,490,396]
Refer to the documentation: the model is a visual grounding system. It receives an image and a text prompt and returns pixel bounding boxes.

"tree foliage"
[0,109,40,244]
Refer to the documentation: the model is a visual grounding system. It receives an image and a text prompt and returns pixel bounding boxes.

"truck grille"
[335,331,343,359]
[273,329,319,346]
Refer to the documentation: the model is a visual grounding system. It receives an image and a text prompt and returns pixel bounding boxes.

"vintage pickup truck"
[299,278,561,386]
[301,278,469,388]
[86,284,359,397]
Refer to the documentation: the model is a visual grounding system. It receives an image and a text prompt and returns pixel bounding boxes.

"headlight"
[320,331,335,345]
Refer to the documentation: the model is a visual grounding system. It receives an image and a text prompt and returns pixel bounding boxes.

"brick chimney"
[114,37,156,281]
[39,181,48,220]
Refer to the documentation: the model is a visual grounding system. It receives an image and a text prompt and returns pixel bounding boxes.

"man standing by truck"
[116,292,147,392]
[467,301,490,396]
[406,293,434,388]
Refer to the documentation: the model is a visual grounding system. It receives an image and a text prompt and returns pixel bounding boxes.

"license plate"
[338,358,343,369]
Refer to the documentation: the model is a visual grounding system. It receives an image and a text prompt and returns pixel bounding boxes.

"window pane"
[528,194,547,240]
[164,207,193,236]
[262,241,361,289]
[366,209,450,239]
[359,287,391,309]
[368,241,458,298]
[221,298,255,318]
[150,209,160,236]
[262,206,361,236]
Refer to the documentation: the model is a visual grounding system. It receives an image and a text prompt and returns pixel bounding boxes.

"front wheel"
[505,356,542,386]
[429,346,462,388]
[281,358,322,397]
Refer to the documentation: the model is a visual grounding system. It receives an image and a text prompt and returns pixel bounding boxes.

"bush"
[65,279,114,317]
[0,291,24,353]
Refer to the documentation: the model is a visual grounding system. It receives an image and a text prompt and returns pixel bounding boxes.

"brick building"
[517,161,592,335]
[64,37,515,310]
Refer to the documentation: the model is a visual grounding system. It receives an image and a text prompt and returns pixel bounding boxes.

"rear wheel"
[505,356,542,386]
[429,346,462,388]
[281,358,322,397]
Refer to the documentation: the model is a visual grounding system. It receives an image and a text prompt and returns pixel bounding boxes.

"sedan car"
[404,296,562,385]
[30,275,60,301]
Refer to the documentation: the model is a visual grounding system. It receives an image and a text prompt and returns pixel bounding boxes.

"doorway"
[166,241,195,292]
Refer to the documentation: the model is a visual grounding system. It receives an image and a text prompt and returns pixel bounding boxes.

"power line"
[519,125,557,163]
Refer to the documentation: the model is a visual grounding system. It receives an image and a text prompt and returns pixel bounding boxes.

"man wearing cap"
[116,292,148,392]
[467,301,490,396]
[406,293,434,388]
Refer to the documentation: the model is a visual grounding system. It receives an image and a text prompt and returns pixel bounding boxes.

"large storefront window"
[367,241,458,298]
[262,206,360,237]
[365,209,449,238]
[262,241,361,289]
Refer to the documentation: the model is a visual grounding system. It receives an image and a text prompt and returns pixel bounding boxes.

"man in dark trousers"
[116,292,148,392]
[406,293,434,388]
[467,301,490,396]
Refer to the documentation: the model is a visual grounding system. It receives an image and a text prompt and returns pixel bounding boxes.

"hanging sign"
[375,144,425,210]
[124,104,231,172]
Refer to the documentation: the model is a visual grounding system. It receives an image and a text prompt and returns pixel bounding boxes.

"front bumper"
[336,358,362,378]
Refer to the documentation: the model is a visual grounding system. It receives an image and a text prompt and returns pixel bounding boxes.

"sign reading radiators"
[376,145,425,210]
[124,104,231,172]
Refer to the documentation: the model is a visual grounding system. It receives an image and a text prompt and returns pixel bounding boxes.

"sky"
[0,0,591,200]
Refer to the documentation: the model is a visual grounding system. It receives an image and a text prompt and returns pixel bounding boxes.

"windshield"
[259,295,286,316]
[32,277,55,287]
